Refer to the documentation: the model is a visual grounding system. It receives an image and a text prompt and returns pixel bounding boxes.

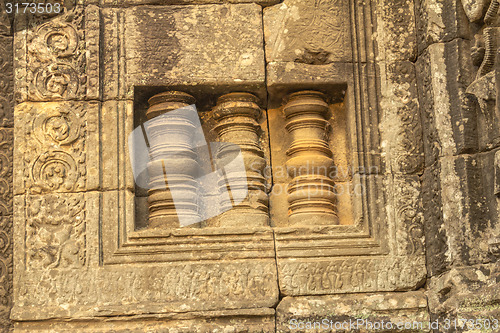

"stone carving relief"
[264,0,350,64]
[18,103,87,194]
[27,15,83,101]
[26,194,85,269]
[15,5,100,102]
[279,257,426,295]
[0,37,13,128]
[394,176,424,256]
[464,0,500,148]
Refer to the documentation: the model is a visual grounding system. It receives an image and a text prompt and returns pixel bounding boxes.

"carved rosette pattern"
[212,92,269,227]
[146,91,200,228]
[26,194,86,269]
[21,103,87,194]
[16,5,99,102]
[284,91,338,225]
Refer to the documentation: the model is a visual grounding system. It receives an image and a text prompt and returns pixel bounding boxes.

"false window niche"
[132,88,352,230]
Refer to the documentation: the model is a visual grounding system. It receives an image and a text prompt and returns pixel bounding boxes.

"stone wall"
[0,2,13,332]
[415,0,500,329]
[2,0,499,332]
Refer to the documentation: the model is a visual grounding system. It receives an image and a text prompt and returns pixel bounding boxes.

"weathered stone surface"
[0,36,13,128]
[101,101,134,191]
[14,308,275,333]
[264,0,352,64]
[102,4,265,100]
[14,5,100,102]
[378,0,417,62]
[101,0,279,5]
[13,102,100,195]
[391,175,425,256]
[427,263,500,333]
[0,2,10,36]
[0,129,12,333]
[276,291,430,332]
[266,62,349,105]
[7,0,499,330]
[380,61,424,175]
[415,0,471,54]
[277,256,426,296]
[415,39,477,167]
[423,152,500,277]
[12,258,279,320]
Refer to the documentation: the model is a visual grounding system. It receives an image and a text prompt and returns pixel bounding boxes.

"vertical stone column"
[283,91,338,225]
[0,4,12,330]
[212,92,269,227]
[145,91,200,228]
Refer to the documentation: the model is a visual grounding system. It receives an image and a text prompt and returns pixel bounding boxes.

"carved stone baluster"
[212,92,269,227]
[146,91,200,228]
[284,91,339,225]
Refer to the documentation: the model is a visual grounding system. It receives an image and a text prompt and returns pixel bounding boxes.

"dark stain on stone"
[294,49,333,65]
[134,7,181,73]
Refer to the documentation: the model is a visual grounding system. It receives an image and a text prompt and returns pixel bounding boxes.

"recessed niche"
[132,84,353,230]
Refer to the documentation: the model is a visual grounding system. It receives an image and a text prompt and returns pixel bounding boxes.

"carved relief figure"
[464,0,500,147]
[26,194,85,269]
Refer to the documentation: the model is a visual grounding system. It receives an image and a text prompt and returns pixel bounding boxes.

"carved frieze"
[13,260,278,320]
[0,36,13,128]
[0,129,12,327]
[14,102,99,195]
[279,256,426,296]
[25,194,86,269]
[14,5,100,102]
[393,175,424,256]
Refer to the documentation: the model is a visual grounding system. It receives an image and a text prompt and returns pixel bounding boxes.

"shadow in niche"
[132,86,266,230]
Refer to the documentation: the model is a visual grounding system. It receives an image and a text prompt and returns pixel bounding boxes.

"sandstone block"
[0,35,13,127]
[276,291,430,332]
[102,4,265,100]
[427,263,500,333]
[415,0,471,54]
[13,5,100,102]
[423,152,500,277]
[415,39,477,167]
[264,0,352,64]
[14,308,275,333]
[13,102,100,195]
[378,0,417,62]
